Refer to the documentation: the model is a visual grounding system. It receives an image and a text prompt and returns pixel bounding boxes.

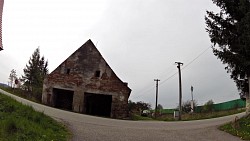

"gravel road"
[0,89,244,141]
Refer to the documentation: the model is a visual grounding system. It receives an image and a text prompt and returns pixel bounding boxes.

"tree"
[9,69,17,88]
[202,99,214,113]
[205,0,250,114]
[157,104,163,110]
[128,100,151,113]
[181,100,198,113]
[22,48,48,99]
[128,100,135,112]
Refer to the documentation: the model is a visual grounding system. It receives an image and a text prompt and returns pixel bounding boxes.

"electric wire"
[182,47,210,70]
[159,47,210,85]
[131,46,211,100]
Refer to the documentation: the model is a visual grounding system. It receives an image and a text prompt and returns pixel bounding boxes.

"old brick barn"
[42,39,131,119]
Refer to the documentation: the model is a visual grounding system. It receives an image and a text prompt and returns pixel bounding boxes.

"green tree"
[9,69,17,88]
[128,100,151,113]
[22,48,48,100]
[205,0,250,114]
[202,99,214,113]
[181,100,198,113]
[157,104,163,110]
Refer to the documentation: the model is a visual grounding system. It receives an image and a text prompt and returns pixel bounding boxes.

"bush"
[128,100,151,114]
[182,100,198,113]
[202,100,214,112]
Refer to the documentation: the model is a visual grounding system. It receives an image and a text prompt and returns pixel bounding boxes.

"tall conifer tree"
[22,48,48,98]
[205,0,250,114]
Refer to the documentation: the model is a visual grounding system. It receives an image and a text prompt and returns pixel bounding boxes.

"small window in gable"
[66,68,70,75]
[95,71,101,77]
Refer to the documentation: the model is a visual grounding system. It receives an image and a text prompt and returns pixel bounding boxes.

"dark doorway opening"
[84,93,112,117]
[53,88,74,110]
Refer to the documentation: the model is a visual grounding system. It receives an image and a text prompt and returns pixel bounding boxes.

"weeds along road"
[0,89,245,141]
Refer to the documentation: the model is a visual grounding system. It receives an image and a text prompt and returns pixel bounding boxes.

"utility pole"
[175,62,183,120]
[191,86,194,113]
[154,79,160,118]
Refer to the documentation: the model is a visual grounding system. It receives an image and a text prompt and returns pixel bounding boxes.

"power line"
[131,46,211,100]
[159,72,178,85]
[131,84,155,99]
[160,47,210,85]
[182,47,210,70]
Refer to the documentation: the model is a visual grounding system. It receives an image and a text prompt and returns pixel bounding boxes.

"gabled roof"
[49,39,130,91]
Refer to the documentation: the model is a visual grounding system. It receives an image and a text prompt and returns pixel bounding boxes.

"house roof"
[49,39,131,92]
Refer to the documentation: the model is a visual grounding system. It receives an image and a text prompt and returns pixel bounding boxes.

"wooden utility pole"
[154,79,160,118]
[191,86,194,113]
[175,62,183,120]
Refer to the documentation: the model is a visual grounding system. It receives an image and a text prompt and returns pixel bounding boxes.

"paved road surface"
[0,89,244,141]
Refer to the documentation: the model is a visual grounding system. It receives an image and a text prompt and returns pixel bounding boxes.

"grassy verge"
[131,109,245,121]
[219,115,250,140]
[0,93,71,141]
[181,109,245,121]
[0,86,41,103]
[130,114,153,120]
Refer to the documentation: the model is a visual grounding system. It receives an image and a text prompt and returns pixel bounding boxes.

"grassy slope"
[0,93,71,141]
[131,108,245,121]
[219,115,250,140]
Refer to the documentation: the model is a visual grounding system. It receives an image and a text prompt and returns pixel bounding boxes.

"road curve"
[0,89,244,141]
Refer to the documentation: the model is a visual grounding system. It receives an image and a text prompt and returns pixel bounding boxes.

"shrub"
[202,99,214,112]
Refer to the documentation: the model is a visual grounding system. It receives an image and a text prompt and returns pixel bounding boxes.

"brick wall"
[42,40,131,119]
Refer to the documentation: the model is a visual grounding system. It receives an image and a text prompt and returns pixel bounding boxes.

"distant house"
[42,39,131,119]
[0,0,4,51]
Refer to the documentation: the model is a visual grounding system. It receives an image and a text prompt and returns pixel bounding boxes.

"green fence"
[159,109,176,114]
[161,99,246,114]
[195,99,246,113]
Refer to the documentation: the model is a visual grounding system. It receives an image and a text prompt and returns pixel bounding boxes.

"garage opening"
[84,93,112,117]
[53,88,74,111]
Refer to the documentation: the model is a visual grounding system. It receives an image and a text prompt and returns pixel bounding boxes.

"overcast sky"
[0,0,240,108]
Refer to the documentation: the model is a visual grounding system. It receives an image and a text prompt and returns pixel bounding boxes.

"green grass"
[0,86,41,103]
[0,93,71,141]
[180,109,245,121]
[219,115,250,140]
[131,109,245,121]
[161,109,245,121]
[130,114,153,120]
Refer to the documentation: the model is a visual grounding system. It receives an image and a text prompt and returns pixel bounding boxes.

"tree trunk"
[246,76,250,115]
